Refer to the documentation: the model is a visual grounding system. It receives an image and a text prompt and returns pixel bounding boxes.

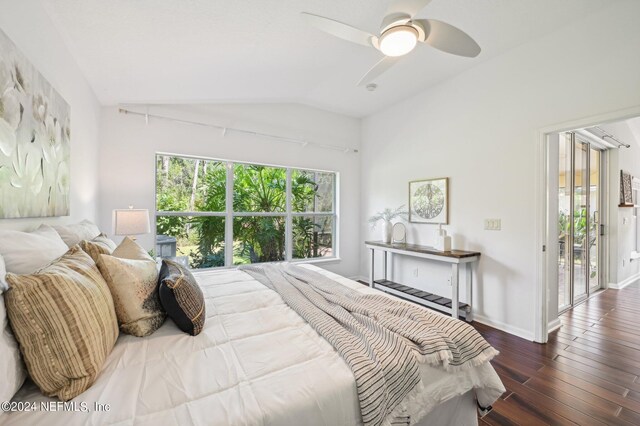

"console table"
[365,241,481,321]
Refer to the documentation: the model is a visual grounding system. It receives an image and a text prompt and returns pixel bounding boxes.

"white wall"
[98,104,361,278]
[0,0,101,231]
[605,117,640,288]
[360,0,640,340]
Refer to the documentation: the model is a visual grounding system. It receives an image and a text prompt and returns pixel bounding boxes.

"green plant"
[156,156,331,268]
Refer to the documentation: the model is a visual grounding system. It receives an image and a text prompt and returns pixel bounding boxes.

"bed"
[2,264,504,426]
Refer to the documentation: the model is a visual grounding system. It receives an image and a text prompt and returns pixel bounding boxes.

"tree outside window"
[156,154,336,269]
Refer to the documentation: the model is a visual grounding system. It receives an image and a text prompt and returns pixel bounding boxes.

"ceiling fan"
[302,0,481,86]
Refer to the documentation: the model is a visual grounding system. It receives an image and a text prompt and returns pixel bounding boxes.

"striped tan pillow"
[80,234,117,263]
[4,247,118,401]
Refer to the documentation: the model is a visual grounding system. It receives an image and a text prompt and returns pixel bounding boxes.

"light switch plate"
[484,219,502,230]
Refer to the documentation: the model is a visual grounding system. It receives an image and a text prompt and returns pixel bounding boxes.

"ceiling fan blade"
[415,19,481,57]
[386,0,432,18]
[357,56,401,86]
[301,12,374,47]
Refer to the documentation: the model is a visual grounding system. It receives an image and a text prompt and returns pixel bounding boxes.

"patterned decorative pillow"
[96,237,165,337]
[4,247,118,401]
[159,260,206,336]
[80,234,118,263]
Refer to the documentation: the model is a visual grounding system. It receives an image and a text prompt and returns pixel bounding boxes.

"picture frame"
[0,28,71,219]
[409,177,448,224]
[620,170,633,206]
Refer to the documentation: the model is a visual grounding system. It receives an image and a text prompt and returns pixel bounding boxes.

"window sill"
[186,257,341,272]
[290,257,342,266]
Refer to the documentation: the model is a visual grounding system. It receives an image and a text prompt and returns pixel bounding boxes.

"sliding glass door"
[572,140,589,304]
[588,148,601,293]
[557,133,604,313]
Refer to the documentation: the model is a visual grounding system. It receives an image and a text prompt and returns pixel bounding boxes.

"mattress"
[2,264,504,426]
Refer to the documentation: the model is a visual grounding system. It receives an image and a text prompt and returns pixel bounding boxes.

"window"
[155,154,337,268]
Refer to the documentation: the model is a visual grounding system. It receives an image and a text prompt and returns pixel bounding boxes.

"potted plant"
[369,205,408,243]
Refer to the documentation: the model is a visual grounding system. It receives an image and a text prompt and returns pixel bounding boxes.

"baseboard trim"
[473,314,535,342]
[547,318,562,333]
[609,271,640,289]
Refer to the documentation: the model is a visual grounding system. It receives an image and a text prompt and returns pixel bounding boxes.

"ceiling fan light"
[379,25,418,57]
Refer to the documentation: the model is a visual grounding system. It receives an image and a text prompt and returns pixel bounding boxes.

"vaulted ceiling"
[45,0,614,117]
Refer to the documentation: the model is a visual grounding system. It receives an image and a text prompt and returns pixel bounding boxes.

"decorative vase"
[382,220,392,243]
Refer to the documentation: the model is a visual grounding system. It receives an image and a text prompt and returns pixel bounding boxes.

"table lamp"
[113,206,150,240]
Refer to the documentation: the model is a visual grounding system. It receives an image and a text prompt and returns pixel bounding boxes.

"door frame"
[534,105,640,343]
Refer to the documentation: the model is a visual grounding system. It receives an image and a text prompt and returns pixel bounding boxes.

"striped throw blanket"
[240,263,498,426]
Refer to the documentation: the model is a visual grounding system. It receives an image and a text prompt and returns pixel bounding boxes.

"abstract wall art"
[409,177,448,224]
[0,28,70,219]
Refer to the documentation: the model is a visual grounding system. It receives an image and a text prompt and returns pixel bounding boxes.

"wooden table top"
[365,241,481,259]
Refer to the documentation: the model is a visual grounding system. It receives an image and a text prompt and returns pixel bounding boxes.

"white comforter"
[2,265,504,426]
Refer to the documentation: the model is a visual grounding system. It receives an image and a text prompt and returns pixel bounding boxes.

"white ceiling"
[44,0,614,117]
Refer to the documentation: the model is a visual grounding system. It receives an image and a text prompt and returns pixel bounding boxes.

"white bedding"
[2,265,503,426]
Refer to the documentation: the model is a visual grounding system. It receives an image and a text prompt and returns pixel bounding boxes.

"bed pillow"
[80,234,118,263]
[159,259,206,336]
[4,247,118,401]
[0,225,68,274]
[111,236,151,260]
[53,220,101,248]
[96,237,165,337]
[0,255,7,292]
[0,295,27,404]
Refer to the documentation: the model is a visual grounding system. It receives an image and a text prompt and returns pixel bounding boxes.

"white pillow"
[0,295,27,402]
[0,225,69,275]
[0,255,7,293]
[53,220,102,248]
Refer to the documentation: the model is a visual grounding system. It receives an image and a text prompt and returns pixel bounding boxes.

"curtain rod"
[591,126,631,149]
[118,108,359,153]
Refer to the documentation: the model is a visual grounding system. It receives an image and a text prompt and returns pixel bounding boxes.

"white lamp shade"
[113,208,151,236]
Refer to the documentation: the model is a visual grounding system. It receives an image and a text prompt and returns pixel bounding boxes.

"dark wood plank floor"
[476,281,640,425]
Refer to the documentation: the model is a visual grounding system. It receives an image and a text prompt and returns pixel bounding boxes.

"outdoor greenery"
[156,155,334,268]
[558,207,595,247]
[558,206,598,279]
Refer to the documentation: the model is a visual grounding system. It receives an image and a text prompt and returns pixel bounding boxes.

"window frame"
[154,152,339,269]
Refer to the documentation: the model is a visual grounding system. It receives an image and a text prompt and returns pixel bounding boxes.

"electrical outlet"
[413,268,419,277]
[484,219,502,230]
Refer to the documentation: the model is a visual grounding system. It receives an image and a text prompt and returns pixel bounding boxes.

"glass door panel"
[558,132,605,314]
[589,148,601,292]
[558,134,572,311]
[573,141,589,302]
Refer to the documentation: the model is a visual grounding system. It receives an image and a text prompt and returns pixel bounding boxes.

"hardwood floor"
[476,281,640,425]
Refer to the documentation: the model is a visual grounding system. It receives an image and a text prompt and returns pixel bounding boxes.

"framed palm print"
[409,177,448,224]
